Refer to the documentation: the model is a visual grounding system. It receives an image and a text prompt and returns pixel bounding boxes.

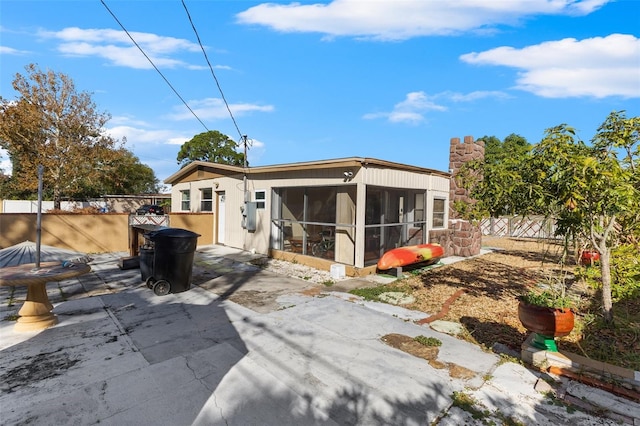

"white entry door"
[217,192,225,244]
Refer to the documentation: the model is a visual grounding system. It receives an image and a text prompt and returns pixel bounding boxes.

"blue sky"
[1,0,639,186]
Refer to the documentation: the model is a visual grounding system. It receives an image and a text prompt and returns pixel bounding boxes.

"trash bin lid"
[144,228,201,240]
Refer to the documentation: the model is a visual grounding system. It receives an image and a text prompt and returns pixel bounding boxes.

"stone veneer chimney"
[430,136,484,257]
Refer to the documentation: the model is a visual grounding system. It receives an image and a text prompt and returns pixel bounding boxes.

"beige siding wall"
[167,167,451,260]
[360,167,438,189]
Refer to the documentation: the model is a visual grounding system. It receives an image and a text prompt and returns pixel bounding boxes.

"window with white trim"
[181,190,191,211]
[255,190,266,209]
[200,188,213,212]
[432,198,446,228]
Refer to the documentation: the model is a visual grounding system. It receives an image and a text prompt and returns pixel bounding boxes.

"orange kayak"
[377,244,444,270]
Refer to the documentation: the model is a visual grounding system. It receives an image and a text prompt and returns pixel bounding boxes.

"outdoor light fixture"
[343,171,353,178]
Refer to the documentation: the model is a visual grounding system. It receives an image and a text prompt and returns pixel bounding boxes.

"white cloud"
[39,27,208,70]
[460,34,640,98]
[363,90,508,123]
[445,90,512,102]
[236,0,610,41]
[105,125,191,147]
[245,137,266,164]
[364,91,445,124]
[109,115,150,127]
[168,97,274,121]
[0,46,29,55]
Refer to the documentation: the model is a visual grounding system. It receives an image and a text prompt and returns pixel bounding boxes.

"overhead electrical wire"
[180,0,244,143]
[100,0,210,132]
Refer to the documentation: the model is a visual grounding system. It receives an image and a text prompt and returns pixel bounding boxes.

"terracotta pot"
[580,250,600,266]
[517,301,574,337]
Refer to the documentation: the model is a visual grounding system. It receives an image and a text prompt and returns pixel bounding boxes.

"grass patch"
[414,335,442,347]
[349,284,410,301]
[562,297,640,370]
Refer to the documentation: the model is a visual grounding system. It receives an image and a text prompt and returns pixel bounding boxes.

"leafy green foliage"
[177,130,245,167]
[0,64,159,204]
[99,147,161,194]
[456,134,532,219]
[518,291,575,309]
[456,111,639,323]
[577,244,640,302]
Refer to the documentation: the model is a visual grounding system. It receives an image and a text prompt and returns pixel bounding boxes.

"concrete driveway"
[0,246,632,425]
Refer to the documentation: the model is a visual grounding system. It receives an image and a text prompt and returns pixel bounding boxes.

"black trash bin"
[143,228,200,296]
[139,246,154,282]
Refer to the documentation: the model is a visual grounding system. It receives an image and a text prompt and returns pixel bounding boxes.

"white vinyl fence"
[2,199,108,213]
[480,216,558,239]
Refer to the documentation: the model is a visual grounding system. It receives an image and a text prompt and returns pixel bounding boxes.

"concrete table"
[0,261,91,332]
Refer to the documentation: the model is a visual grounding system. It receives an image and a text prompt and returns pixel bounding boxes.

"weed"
[543,392,576,413]
[57,283,68,301]
[451,391,524,425]
[322,280,334,287]
[349,284,410,301]
[3,314,19,322]
[496,414,526,426]
[414,335,442,347]
[6,286,16,307]
[277,305,296,311]
[450,391,491,421]
[497,353,522,366]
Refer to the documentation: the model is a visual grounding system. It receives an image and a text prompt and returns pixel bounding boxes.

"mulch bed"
[391,236,639,371]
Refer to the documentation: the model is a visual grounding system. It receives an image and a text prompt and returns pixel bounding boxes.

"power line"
[181,0,244,142]
[100,0,210,132]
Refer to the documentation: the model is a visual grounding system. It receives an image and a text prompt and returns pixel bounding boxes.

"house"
[164,137,485,274]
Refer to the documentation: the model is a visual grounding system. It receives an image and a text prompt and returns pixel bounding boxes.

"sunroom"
[165,157,450,272]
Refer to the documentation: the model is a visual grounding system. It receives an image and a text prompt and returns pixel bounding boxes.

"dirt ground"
[396,237,595,356]
[389,236,640,371]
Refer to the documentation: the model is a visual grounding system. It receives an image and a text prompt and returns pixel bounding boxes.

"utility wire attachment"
[100,0,209,131]
[181,0,243,142]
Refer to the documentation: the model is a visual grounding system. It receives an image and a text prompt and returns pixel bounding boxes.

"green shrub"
[518,290,575,309]
[577,244,640,302]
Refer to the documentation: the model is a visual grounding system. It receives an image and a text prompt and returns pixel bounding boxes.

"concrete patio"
[0,245,636,425]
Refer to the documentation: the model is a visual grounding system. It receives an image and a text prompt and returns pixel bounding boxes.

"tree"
[100,147,161,194]
[455,134,531,220]
[0,64,114,207]
[177,130,245,168]
[458,112,639,323]
[526,115,638,323]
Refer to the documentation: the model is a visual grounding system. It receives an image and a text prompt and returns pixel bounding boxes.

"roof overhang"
[164,157,450,185]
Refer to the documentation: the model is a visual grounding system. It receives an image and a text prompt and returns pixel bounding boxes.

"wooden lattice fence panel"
[129,215,170,227]
[481,216,557,239]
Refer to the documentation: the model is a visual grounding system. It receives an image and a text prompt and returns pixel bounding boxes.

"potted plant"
[580,248,600,266]
[517,272,576,352]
